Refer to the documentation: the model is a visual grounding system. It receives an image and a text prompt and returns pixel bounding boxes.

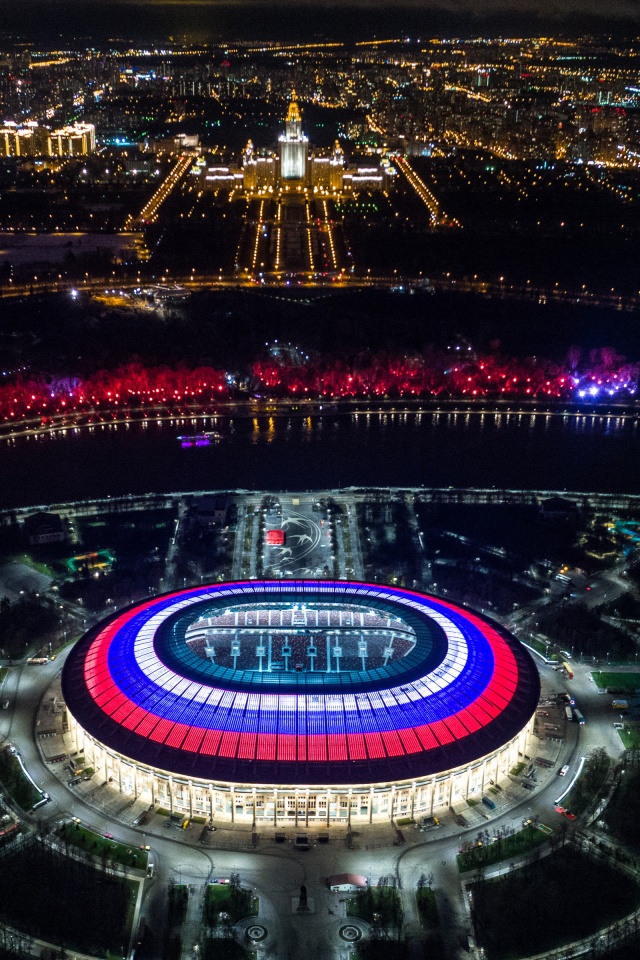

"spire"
[287,90,301,125]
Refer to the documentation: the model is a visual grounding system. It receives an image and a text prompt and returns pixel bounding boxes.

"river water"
[3,408,640,508]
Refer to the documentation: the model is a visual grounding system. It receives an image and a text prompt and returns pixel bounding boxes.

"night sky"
[0,0,637,42]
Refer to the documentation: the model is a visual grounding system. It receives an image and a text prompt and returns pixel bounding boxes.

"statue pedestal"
[292,897,315,914]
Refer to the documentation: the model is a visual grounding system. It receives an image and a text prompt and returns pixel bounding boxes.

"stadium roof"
[62,580,540,787]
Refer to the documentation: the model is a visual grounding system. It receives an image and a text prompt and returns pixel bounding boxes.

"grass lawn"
[0,667,8,683]
[458,824,548,872]
[592,672,640,692]
[0,837,136,956]
[416,887,439,928]
[559,748,610,816]
[524,637,548,657]
[347,885,403,933]
[604,765,640,850]
[167,884,189,927]
[201,937,254,960]
[619,725,640,750]
[205,884,258,925]
[470,846,640,960]
[58,821,149,870]
[0,749,41,810]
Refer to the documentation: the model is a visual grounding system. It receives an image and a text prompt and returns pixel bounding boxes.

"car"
[559,765,569,776]
[103,832,114,839]
[555,806,576,821]
[418,816,440,831]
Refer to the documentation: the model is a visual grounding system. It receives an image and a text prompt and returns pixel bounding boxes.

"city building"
[278,91,308,182]
[0,122,48,157]
[46,122,96,157]
[199,93,388,196]
[62,580,539,825]
[23,511,66,546]
[0,121,96,157]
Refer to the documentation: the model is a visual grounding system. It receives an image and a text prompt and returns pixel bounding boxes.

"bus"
[573,708,585,724]
[564,706,573,722]
[26,657,49,665]
[562,661,574,679]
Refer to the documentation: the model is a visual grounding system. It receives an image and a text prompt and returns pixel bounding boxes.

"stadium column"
[188,781,193,818]
[305,790,310,828]
[168,777,174,813]
[326,790,331,827]
[390,784,396,821]
[410,781,416,819]
[481,758,489,795]
[133,765,138,799]
[68,715,77,753]
[369,787,374,824]
[117,755,123,794]
[252,788,257,828]
[273,789,278,826]
[294,790,299,827]
[347,789,352,828]
[230,785,235,823]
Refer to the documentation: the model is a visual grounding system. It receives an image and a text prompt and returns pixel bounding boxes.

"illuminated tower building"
[278,90,308,183]
[329,140,345,191]
[242,139,256,191]
[242,138,276,193]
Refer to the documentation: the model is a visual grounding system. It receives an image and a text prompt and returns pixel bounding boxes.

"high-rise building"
[278,91,308,181]
[47,123,96,156]
[0,122,48,156]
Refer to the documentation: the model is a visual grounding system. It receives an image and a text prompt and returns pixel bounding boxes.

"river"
[3,408,640,508]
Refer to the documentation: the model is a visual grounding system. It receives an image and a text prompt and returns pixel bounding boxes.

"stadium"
[62,580,540,825]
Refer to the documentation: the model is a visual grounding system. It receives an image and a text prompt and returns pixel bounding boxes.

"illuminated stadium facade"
[62,581,540,825]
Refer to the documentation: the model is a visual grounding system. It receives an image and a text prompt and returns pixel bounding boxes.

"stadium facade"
[62,580,540,825]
